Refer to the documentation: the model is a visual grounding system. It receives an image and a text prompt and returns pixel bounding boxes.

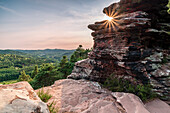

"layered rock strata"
[68,0,170,103]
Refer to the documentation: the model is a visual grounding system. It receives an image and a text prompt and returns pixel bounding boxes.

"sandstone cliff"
[68,0,170,103]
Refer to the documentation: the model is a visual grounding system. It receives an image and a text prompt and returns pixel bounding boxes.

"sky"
[0,0,119,50]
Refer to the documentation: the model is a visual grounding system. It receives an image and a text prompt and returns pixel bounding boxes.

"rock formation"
[0,81,49,113]
[68,0,170,103]
[36,79,170,113]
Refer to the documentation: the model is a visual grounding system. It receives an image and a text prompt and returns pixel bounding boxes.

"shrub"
[103,74,157,102]
[37,88,58,113]
[37,88,52,102]
[30,64,64,89]
[48,101,58,113]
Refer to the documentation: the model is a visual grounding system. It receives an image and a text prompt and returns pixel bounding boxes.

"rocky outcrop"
[36,79,170,113]
[68,0,170,103]
[0,81,49,113]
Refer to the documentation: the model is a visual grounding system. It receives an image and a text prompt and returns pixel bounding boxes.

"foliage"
[70,45,91,63]
[37,88,52,102]
[162,57,168,64]
[0,49,74,82]
[0,80,17,85]
[0,49,74,61]
[167,0,170,14]
[0,68,19,81]
[0,45,90,90]
[17,70,32,82]
[48,101,58,113]
[59,56,69,68]
[57,45,91,78]
[37,88,58,113]
[103,74,157,102]
[30,64,64,89]
[31,65,39,78]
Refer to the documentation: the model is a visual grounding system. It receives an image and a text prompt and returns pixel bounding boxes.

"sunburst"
[101,7,122,33]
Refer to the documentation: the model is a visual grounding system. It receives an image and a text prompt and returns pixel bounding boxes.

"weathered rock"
[145,99,170,113]
[68,0,170,103]
[36,79,170,113]
[0,81,49,113]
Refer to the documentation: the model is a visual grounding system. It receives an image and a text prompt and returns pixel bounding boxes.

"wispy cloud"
[0,5,23,16]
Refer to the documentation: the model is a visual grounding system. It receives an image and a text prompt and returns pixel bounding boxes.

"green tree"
[70,45,91,63]
[31,65,38,78]
[59,56,68,68]
[18,70,32,82]
[30,64,64,89]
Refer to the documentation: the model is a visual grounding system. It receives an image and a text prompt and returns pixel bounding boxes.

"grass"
[0,79,18,85]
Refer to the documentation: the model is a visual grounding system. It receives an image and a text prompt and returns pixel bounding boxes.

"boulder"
[145,99,170,113]
[36,79,170,113]
[0,81,49,113]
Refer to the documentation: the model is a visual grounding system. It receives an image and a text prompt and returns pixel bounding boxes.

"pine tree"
[18,70,32,82]
[30,63,63,89]
[31,65,38,78]
[59,56,68,68]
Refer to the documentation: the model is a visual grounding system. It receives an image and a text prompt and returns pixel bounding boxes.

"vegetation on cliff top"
[37,88,58,113]
[30,45,90,89]
[103,74,157,102]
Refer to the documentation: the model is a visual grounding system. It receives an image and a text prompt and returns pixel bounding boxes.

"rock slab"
[0,81,49,113]
[36,79,170,113]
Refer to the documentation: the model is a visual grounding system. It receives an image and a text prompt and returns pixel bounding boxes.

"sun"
[104,15,113,21]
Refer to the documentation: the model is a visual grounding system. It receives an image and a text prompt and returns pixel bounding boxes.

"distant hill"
[0,49,75,82]
[0,50,27,55]
[0,49,75,60]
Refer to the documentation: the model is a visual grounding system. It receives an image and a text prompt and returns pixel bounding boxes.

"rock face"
[68,0,170,103]
[36,79,170,113]
[0,81,49,113]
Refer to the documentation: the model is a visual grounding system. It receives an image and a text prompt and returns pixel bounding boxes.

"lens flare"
[104,15,113,21]
[100,6,122,32]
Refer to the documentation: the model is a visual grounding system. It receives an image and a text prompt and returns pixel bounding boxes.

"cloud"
[0,5,23,16]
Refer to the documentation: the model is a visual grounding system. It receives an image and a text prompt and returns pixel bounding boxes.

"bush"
[37,88,52,102]
[48,101,58,113]
[30,64,64,89]
[103,74,157,102]
[167,0,170,14]
[37,88,58,113]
